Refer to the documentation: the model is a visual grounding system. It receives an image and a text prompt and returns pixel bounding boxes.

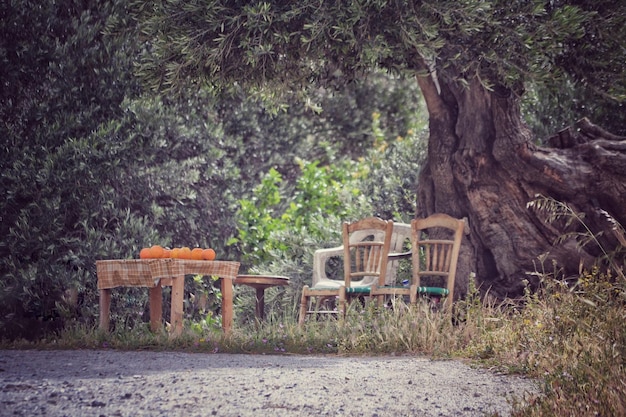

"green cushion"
[378,286,449,296]
[345,287,371,294]
[417,286,449,296]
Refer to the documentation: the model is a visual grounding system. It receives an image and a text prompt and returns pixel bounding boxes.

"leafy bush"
[523,78,626,142]
[0,0,149,338]
[359,112,428,221]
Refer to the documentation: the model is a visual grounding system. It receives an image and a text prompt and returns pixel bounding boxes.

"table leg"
[255,287,265,319]
[149,283,163,332]
[221,278,233,333]
[170,275,184,337]
[99,289,111,331]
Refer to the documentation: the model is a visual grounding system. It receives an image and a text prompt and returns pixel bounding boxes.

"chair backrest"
[343,217,394,288]
[387,223,412,285]
[311,222,408,287]
[411,214,465,302]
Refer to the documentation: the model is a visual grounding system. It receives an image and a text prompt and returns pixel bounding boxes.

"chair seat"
[311,279,374,290]
[377,285,450,296]
[307,284,373,294]
[309,280,342,289]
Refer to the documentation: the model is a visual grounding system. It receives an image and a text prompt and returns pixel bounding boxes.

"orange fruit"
[139,248,151,259]
[150,245,164,259]
[162,248,172,258]
[179,246,192,260]
[171,247,181,259]
[191,247,204,260]
[202,248,216,261]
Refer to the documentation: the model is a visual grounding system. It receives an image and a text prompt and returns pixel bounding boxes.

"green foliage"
[361,117,428,220]
[523,78,626,141]
[522,79,585,141]
[0,0,149,338]
[130,0,626,110]
[231,159,370,267]
[286,159,361,233]
[230,168,286,266]
[119,92,243,253]
[186,275,223,333]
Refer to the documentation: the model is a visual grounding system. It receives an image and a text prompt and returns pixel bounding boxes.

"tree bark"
[416,74,626,299]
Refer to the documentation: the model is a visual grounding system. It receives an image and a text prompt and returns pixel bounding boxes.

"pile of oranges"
[139,245,216,261]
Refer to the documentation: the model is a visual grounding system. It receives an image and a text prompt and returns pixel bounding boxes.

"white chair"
[299,221,408,324]
[311,222,412,289]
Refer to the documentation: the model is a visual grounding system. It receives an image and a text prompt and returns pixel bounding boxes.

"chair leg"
[409,284,418,305]
[377,294,386,307]
[299,286,310,325]
[338,286,347,318]
[370,284,382,307]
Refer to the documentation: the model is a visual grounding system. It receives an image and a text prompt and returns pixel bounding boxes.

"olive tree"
[129,0,625,297]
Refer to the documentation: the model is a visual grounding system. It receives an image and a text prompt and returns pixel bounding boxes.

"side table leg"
[170,275,184,337]
[255,287,265,319]
[149,283,163,332]
[221,278,233,333]
[99,289,111,332]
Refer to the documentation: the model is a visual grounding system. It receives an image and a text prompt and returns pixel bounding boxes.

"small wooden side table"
[234,275,290,319]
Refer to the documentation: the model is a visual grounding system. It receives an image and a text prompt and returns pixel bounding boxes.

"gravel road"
[0,349,538,417]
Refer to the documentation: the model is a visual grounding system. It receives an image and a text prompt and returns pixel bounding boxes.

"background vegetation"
[0,0,427,337]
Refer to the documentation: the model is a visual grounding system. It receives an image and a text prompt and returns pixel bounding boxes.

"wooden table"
[234,275,290,319]
[96,259,240,335]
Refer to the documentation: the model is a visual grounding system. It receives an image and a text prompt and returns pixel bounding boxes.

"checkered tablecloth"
[96,259,240,290]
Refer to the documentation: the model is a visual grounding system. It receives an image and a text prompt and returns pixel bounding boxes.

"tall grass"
[505,271,626,416]
[3,265,624,416]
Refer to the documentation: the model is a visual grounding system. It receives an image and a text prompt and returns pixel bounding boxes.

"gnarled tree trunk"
[416,74,626,298]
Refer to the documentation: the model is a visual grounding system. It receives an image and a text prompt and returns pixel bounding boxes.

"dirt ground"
[0,349,538,417]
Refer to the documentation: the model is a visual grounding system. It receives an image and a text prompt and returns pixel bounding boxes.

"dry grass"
[3,267,624,416]
[4,260,625,417]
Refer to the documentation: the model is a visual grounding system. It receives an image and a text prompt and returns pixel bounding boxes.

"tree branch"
[576,117,626,142]
[414,58,445,118]
[548,118,626,148]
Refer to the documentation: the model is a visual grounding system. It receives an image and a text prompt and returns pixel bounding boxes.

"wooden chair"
[371,213,466,312]
[299,217,394,324]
